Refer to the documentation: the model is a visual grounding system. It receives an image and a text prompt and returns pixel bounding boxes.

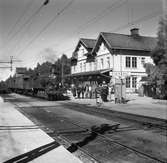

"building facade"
[71,28,157,93]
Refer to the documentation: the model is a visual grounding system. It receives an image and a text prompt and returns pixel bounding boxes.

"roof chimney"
[130,28,139,37]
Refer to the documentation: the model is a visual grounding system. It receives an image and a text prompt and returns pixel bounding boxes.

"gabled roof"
[92,32,157,54]
[72,38,96,58]
[80,38,96,49]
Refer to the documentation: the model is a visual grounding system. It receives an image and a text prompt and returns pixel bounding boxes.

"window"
[107,57,110,68]
[83,62,86,71]
[80,63,82,72]
[141,57,145,64]
[89,62,92,71]
[126,77,131,88]
[101,58,104,69]
[126,57,131,68]
[94,61,97,70]
[132,57,137,68]
[132,76,137,88]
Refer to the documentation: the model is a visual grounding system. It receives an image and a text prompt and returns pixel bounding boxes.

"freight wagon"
[7,74,67,100]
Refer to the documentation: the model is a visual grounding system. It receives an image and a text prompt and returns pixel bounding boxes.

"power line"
[60,10,161,55]
[76,0,128,34]
[48,0,128,50]
[16,0,75,58]
[5,0,49,50]
[111,10,162,33]
[116,11,159,35]
[5,0,34,44]
[0,56,22,71]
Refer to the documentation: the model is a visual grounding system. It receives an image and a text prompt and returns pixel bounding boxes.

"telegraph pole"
[0,56,22,71]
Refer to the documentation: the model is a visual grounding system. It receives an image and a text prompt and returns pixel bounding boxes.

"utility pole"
[61,61,64,87]
[0,56,22,71]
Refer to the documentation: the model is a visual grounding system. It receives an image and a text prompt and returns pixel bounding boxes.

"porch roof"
[70,68,112,77]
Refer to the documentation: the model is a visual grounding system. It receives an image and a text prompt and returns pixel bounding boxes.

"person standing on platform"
[88,84,92,99]
[81,85,85,99]
[77,85,82,99]
[85,84,89,98]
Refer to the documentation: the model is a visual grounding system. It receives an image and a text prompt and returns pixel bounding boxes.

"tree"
[152,16,167,66]
[151,16,167,99]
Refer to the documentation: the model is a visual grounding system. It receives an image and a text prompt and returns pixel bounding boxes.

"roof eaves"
[91,33,103,54]
[110,46,151,51]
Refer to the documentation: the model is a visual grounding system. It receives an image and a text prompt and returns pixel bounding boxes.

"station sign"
[110,71,131,79]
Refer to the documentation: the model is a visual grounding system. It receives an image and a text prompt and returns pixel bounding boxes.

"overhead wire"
[48,0,128,53]
[5,0,34,44]
[76,0,128,34]
[7,0,52,57]
[61,10,161,54]
[111,10,162,33]
[6,0,47,50]
[10,0,161,63]
[12,0,127,58]
[15,0,75,58]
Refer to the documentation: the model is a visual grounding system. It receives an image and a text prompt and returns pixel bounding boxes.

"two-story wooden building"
[71,28,157,93]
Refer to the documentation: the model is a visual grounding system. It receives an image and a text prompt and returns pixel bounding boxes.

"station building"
[70,28,157,93]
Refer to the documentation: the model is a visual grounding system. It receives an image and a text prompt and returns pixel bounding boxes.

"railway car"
[6,73,68,101]
[0,81,9,94]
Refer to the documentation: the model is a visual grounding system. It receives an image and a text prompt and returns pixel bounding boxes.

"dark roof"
[80,38,96,49]
[73,38,96,55]
[97,32,157,51]
[70,69,112,77]
[72,38,96,59]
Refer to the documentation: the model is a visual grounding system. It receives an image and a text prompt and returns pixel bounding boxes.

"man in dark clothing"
[77,86,82,98]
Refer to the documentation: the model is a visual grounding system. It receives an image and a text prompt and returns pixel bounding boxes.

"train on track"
[5,73,68,101]
[0,81,9,94]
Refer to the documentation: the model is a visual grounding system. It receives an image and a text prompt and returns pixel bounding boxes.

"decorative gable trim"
[92,33,113,56]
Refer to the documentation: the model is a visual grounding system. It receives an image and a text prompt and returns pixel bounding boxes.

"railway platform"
[0,96,82,163]
[70,94,167,120]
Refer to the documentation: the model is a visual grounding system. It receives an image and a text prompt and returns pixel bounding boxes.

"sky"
[0,0,164,80]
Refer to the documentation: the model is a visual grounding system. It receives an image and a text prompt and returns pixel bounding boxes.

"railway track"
[43,116,166,163]
[3,93,167,130]
[2,93,166,163]
[11,101,167,163]
[63,102,167,131]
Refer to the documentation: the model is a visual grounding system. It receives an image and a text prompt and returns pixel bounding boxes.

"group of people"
[71,84,94,99]
[71,82,115,102]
